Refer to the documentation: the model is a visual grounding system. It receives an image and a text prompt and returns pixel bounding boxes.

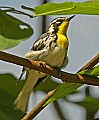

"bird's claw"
[38,61,46,73]
[39,61,46,68]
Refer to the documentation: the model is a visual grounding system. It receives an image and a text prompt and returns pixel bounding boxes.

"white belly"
[42,46,66,68]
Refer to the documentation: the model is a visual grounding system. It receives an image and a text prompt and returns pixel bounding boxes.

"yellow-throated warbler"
[14,15,75,112]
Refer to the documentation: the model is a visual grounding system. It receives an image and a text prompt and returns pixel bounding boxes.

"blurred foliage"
[0,10,33,50]
[22,2,99,16]
[0,74,25,119]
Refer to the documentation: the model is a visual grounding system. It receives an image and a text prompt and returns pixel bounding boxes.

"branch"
[0,51,99,86]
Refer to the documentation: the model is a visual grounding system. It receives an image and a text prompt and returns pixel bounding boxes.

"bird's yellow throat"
[58,21,69,35]
[57,21,69,48]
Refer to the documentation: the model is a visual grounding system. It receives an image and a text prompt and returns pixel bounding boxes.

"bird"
[14,15,75,112]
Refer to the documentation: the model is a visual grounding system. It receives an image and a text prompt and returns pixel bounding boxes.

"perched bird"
[14,15,75,112]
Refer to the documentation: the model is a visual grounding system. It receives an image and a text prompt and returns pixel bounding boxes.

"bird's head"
[48,15,75,35]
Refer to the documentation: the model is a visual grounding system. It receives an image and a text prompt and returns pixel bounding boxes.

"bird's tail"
[14,69,45,112]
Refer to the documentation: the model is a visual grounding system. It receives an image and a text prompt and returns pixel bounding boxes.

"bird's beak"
[66,15,75,21]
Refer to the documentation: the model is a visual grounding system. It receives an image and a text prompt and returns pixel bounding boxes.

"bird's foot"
[38,61,46,73]
[39,61,46,68]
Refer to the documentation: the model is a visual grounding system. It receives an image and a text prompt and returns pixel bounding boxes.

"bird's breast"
[42,46,67,68]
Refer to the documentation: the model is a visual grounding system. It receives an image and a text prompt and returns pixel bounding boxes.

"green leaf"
[78,65,99,76]
[44,83,81,106]
[0,89,25,120]
[23,2,99,16]
[0,10,33,39]
[0,35,21,50]
[34,2,75,16]
[0,74,25,97]
[0,10,33,50]
[0,74,25,119]
[0,110,11,120]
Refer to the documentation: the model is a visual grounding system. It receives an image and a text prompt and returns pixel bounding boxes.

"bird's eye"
[57,19,63,24]
[57,19,61,23]
[57,19,63,23]
[57,19,60,22]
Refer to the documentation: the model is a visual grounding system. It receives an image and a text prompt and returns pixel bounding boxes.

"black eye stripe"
[57,19,63,23]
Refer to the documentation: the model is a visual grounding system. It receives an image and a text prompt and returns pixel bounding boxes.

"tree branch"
[0,51,99,86]
[0,51,99,120]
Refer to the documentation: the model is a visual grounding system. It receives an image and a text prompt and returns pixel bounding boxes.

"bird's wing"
[31,32,50,51]
[18,32,50,80]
